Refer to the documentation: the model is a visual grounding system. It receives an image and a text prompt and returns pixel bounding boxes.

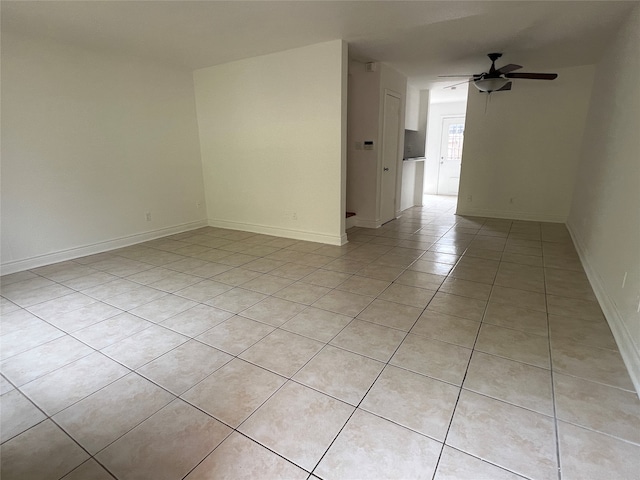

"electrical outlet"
[145,212,151,222]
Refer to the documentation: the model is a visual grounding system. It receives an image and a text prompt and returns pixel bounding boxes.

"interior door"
[380,91,402,224]
[437,116,465,195]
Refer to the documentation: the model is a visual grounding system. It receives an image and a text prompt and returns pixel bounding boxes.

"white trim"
[353,218,382,229]
[345,215,358,230]
[567,221,640,397]
[455,207,566,223]
[208,218,345,246]
[0,220,208,275]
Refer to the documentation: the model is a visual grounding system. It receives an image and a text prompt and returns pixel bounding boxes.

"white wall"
[405,85,420,130]
[424,99,467,194]
[1,31,206,274]
[194,40,347,245]
[457,65,595,222]
[567,6,640,393]
[346,61,407,227]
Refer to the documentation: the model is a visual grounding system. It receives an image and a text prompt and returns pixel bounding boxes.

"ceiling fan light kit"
[441,53,558,94]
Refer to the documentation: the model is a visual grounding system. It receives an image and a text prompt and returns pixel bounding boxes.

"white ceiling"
[2,1,636,91]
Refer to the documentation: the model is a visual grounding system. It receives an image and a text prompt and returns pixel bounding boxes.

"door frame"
[377,88,403,225]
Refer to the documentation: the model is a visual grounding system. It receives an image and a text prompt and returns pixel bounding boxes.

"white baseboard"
[208,218,345,246]
[1,220,209,275]
[455,206,567,223]
[353,218,382,229]
[345,215,357,229]
[567,221,640,397]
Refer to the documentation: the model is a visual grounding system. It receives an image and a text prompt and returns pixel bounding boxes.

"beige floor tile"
[438,277,492,300]
[101,285,167,310]
[188,262,234,278]
[390,334,471,385]
[549,314,617,350]
[240,296,307,326]
[394,270,446,290]
[463,351,553,415]
[410,310,480,348]
[196,316,274,355]
[26,292,97,319]
[97,399,231,480]
[1,335,93,386]
[361,365,459,441]
[419,251,460,265]
[241,274,293,295]
[0,297,21,315]
[72,312,153,349]
[546,294,604,321]
[270,262,319,280]
[558,421,640,480]
[53,373,174,454]
[0,375,14,394]
[554,373,640,444]
[545,267,596,301]
[551,337,635,390]
[147,272,202,293]
[378,283,435,308]
[206,287,267,313]
[293,345,384,405]
[43,301,123,333]
[483,302,548,336]
[242,258,286,274]
[494,262,545,293]
[330,319,406,362]
[315,408,441,480]
[239,381,353,471]
[160,304,233,337]
[239,329,324,378]
[448,390,557,480]
[335,275,391,297]
[435,446,526,480]
[0,310,65,360]
[449,264,498,285]
[0,420,89,480]
[101,324,188,369]
[137,340,232,395]
[301,269,352,288]
[281,307,352,343]
[490,285,547,312]
[357,298,423,331]
[312,289,373,317]
[2,283,75,308]
[501,252,544,267]
[475,324,550,368]
[410,259,453,276]
[21,351,128,415]
[128,294,198,322]
[185,432,307,480]
[175,279,234,302]
[182,358,285,427]
[0,389,46,443]
[426,292,486,322]
[274,281,331,305]
[61,460,114,480]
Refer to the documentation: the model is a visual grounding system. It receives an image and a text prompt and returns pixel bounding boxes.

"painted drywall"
[567,6,640,394]
[424,100,467,194]
[1,31,206,273]
[405,85,420,130]
[457,65,595,222]
[194,40,347,245]
[346,61,407,227]
[346,59,381,225]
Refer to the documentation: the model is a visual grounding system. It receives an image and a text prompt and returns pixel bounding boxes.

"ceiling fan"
[440,53,558,93]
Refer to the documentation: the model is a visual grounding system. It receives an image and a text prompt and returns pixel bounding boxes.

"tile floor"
[1,195,639,480]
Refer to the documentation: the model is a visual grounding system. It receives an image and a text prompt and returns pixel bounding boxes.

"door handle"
[383,167,389,171]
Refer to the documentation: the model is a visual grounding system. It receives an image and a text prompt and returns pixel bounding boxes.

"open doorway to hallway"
[423,84,468,202]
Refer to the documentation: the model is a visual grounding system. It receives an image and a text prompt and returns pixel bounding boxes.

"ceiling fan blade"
[504,72,558,80]
[495,64,522,75]
[496,81,512,92]
[438,75,474,78]
[444,79,472,89]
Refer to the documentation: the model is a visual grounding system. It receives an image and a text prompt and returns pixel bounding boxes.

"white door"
[380,91,402,223]
[437,117,465,195]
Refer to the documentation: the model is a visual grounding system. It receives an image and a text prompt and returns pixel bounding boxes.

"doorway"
[436,116,465,195]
